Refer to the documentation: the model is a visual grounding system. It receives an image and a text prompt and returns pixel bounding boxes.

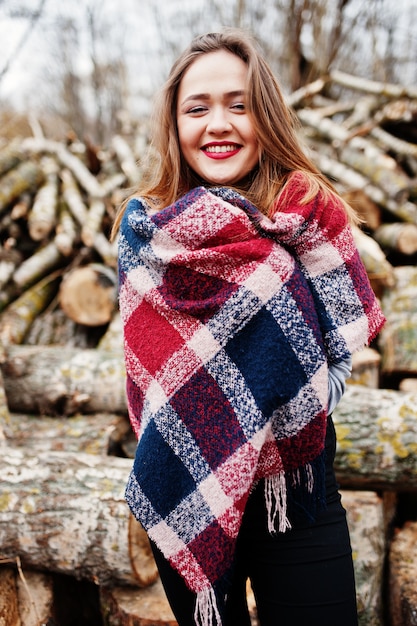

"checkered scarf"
[118,178,384,625]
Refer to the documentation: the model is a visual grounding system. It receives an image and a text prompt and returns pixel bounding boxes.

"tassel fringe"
[194,587,222,626]
[264,472,292,533]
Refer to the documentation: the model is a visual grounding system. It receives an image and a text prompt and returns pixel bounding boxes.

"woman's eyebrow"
[180,89,246,105]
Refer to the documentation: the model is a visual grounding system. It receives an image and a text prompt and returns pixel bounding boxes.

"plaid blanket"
[118,179,384,625]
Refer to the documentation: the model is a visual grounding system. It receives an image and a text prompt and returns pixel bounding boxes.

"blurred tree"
[0,0,416,141]
[0,0,47,85]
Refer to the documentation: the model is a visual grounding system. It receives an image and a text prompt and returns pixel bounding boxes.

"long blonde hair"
[112,29,355,238]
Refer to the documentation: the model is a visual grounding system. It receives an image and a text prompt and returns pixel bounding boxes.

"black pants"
[150,417,358,626]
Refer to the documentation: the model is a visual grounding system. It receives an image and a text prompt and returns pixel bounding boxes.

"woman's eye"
[187,105,207,114]
[231,103,245,111]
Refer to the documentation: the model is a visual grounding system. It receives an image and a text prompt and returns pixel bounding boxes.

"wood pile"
[0,70,417,624]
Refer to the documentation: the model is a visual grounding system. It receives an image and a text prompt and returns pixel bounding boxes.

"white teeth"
[205,145,237,153]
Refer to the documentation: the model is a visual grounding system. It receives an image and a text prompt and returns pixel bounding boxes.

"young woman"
[113,29,385,626]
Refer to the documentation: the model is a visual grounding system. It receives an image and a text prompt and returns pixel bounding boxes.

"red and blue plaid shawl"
[118,177,384,624]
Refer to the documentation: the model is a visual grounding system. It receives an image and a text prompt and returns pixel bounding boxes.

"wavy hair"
[112,29,356,237]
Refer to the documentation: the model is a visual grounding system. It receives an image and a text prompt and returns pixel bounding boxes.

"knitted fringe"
[194,587,222,626]
[264,471,292,534]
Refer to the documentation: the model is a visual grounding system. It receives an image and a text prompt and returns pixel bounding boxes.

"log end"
[128,514,159,588]
[59,264,117,326]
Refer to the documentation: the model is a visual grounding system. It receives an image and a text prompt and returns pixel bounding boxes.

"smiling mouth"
[202,144,241,157]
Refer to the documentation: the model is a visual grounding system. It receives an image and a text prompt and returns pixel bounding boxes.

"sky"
[0,0,210,110]
[1,0,417,113]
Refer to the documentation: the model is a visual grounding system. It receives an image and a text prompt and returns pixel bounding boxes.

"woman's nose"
[206,107,232,133]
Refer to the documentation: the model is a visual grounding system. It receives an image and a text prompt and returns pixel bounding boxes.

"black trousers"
[150,416,358,626]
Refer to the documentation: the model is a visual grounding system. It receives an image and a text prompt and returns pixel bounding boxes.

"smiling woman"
[112,28,385,626]
[176,50,259,186]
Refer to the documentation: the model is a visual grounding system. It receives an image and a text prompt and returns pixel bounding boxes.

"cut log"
[389,522,417,626]
[100,578,178,626]
[399,378,417,393]
[12,240,65,289]
[379,266,417,374]
[98,310,123,353]
[0,368,11,432]
[0,567,20,626]
[341,189,382,231]
[54,201,78,256]
[27,156,59,241]
[0,272,60,344]
[1,411,123,456]
[112,135,141,186]
[23,138,105,198]
[333,385,417,490]
[329,69,417,99]
[340,144,411,203]
[0,141,23,178]
[16,569,54,626]
[1,344,127,416]
[352,225,395,290]
[342,491,386,626]
[348,347,381,389]
[25,306,93,348]
[0,446,157,587]
[59,263,117,326]
[0,161,44,215]
[82,197,106,247]
[373,222,417,256]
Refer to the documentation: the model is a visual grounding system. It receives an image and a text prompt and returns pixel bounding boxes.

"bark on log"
[0,272,60,343]
[0,161,44,215]
[23,138,105,198]
[0,368,10,431]
[329,69,417,99]
[12,240,65,289]
[112,135,141,186]
[16,569,54,626]
[373,222,417,256]
[342,491,386,626]
[100,578,178,626]
[54,202,78,256]
[341,189,382,231]
[27,156,59,241]
[1,411,123,455]
[98,311,123,353]
[82,197,106,247]
[25,307,92,348]
[389,522,417,626]
[333,385,417,490]
[1,344,127,416]
[349,347,381,389]
[58,263,117,326]
[371,125,417,159]
[0,446,157,587]
[0,141,23,178]
[379,266,417,374]
[352,225,395,288]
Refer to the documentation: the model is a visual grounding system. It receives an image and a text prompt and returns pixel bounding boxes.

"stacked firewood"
[0,70,417,625]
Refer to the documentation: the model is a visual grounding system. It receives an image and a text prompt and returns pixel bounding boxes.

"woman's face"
[176,50,259,186]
